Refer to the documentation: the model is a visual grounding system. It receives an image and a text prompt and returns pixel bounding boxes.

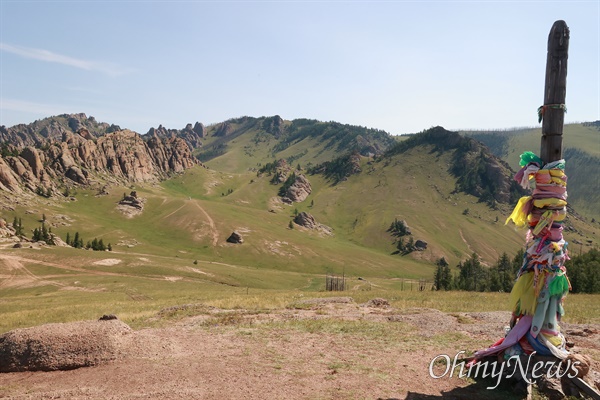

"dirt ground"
[0,300,599,400]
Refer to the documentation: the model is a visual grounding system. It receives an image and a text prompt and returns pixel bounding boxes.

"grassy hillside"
[462,122,600,218]
[198,116,395,173]
[1,123,598,336]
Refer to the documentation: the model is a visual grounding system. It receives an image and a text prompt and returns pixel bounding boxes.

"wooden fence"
[325,273,346,291]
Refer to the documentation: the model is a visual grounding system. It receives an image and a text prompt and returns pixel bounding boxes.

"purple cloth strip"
[474,315,533,359]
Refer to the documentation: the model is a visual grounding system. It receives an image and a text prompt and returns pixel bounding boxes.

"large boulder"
[282,174,312,203]
[0,319,132,372]
[293,212,333,236]
[226,231,244,244]
[414,240,428,251]
[294,212,318,229]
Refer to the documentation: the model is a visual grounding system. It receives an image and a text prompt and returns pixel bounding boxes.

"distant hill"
[195,116,397,173]
[462,122,600,218]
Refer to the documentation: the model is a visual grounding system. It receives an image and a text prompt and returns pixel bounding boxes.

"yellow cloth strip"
[505,196,532,227]
[509,272,536,316]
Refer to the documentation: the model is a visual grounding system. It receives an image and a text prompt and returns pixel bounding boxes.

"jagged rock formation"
[146,122,206,151]
[0,113,119,148]
[281,174,312,204]
[0,115,199,196]
[213,121,234,137]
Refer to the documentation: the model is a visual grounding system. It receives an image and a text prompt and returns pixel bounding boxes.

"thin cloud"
[0,43,135,77]
[0,98,71,117]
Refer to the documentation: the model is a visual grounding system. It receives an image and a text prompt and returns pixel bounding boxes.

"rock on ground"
[0,319,132,372]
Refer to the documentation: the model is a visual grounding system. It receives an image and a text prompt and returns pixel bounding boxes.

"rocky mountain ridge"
[0,114,198,196]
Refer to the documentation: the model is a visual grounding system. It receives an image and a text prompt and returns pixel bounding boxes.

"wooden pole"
[540,20,569,163]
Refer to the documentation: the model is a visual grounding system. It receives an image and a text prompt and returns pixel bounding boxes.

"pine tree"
[434,264,443,291]
[66,232,71,246]
[41,224,49,243]
[288,220,294,229]
[73,232,81,248]
[107,243,112,251]
[441,263,452,290]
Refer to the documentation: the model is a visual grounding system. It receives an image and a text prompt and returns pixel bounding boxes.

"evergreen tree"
[12,217,24,236]
[456,253,485,291]
[288,220,294,229]
[441,263,452,290]
[66,232,71,246]
[496,252,514,292]
[73,232,81,248]
[278,172,296,197]
[107,243,112,251]
[41,224,49,243]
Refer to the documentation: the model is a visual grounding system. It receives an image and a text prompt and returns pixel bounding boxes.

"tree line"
[434,248,600,294]
[9,214,111,251]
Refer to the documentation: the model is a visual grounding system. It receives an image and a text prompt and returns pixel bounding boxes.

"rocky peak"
[213,122,233,137]
[192,122,206,137]
[261,115,284,137]
[146,122,205,150]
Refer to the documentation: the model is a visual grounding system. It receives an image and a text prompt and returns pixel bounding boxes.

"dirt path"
[459,229,474,254]
[0,254,207,289]
[0,255,65,289]
[193,200,219,246]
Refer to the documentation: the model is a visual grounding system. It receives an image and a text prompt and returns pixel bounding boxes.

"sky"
[0,1,598,136]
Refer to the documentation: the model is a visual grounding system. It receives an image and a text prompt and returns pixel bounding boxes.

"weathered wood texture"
[541,20,569,163]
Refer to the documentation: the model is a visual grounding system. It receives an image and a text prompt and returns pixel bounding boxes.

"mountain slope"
[462,122,600,218]
[195,116,396,173]
[0,118,596,282]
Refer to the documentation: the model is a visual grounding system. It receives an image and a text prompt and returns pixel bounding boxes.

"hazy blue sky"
[0,1,598,135]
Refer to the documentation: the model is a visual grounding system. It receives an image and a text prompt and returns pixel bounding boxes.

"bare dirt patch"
[92,258,122,266]
[0,301,598,399]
